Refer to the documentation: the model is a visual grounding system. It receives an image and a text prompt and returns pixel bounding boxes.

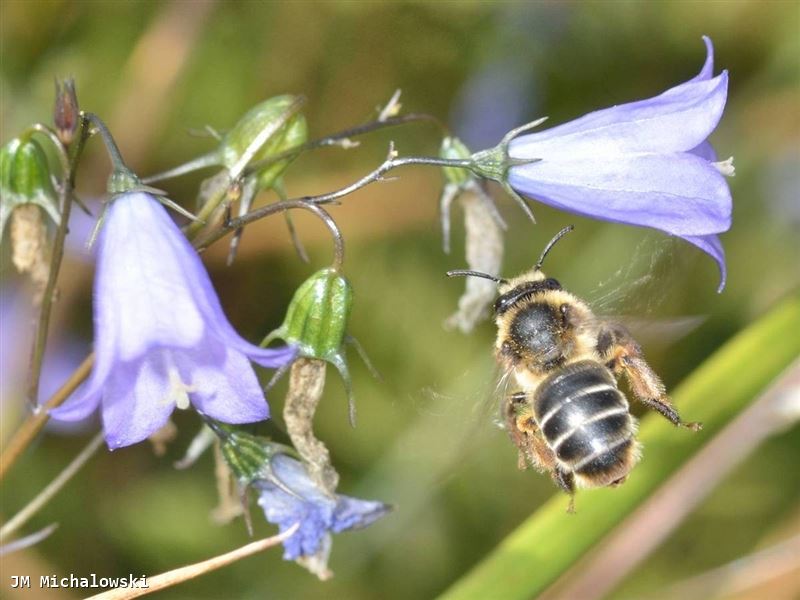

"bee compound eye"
[545,278,561,290]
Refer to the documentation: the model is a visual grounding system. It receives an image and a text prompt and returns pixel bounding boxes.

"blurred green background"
[1,1,798,599]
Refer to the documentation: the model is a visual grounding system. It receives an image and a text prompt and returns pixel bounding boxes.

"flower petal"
[101,353,174,449]
[245,344,297,369]
[510,72,728,158]
[257,456,335,560]
[508,152,731,236]
[683,233,727,292]
[174,342,269,423]
[689,140,718,162]
[689,35,714,82]
[49,385,101,421]
[96,193,206,361]
[331,496,390,533]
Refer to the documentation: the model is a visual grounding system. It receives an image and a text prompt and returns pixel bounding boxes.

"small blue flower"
[255,453,389,564]
[506,37,732,290]
[50,192,295,448]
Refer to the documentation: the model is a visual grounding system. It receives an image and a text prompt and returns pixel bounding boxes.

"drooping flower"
[255,452,390,578]
[476,37,733,291]
[50,192,295,448]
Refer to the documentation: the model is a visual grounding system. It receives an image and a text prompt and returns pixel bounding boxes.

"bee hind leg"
[638,395,702,431]
[598,324,702,431]
[552,467,576,513]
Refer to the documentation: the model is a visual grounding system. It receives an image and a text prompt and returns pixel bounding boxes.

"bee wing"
[586,233,695,317]
[577,314,708,351]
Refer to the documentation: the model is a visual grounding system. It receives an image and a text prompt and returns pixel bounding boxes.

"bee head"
[446,225,573,316]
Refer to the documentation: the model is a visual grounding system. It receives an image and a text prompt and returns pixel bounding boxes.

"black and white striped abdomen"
[532,360,638,487]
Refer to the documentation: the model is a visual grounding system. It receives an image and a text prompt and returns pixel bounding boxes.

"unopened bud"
[264,268,359,425]
[54,78,80,146]
[221,95,307,189]
[1,136,60,245]
[266,268,353,363]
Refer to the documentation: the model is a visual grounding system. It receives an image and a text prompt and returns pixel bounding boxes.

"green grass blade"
[439,292,800,600]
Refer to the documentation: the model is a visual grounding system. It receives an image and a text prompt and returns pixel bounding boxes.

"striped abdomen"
[532,360,639,488]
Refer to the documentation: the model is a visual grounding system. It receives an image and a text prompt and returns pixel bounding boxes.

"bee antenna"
[446,270,507,284]
[536,225,574,270]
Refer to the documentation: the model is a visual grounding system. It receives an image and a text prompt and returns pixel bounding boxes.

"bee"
[448,226,701,510]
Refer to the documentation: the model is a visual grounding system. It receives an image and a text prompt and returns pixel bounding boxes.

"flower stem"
[196,200,344,270]
[0,432,104,542]
[85,524,299,600]
[25,113,91,411]
[242,112,447,177]
[84,112,128,172]
[0,354,94,481]
[206,147,474,240]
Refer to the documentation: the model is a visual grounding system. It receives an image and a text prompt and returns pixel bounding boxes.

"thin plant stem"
[0,354,94,480]
[243,113,446,177]
[25,114,91,410]
[204,148,472,241]
[0,432,104,542]
[84,112,128,171]
[196,201,344,270]
[85,524,299,600]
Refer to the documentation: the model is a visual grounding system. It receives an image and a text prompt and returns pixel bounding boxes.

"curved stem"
[197,200,344,271]
[84,112,128,171]
[195,149,467,263]
[232,150,473,234]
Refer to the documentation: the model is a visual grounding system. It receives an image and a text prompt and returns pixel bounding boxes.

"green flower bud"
[439,136,472,187]
[221,95,307,189]
[267,268,352,364]
[0,136,60,242]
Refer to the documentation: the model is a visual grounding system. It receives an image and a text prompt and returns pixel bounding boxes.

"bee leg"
[504,392,533,469]
[598,325,702,431]
[553,467,576,513]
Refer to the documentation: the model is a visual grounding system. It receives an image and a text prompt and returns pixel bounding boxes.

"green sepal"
[466,118,549,223]
[0,136,60,241]
[220,95,308,190]
[211,423,295,487]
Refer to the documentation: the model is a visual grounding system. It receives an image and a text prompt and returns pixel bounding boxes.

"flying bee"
[448,225,701,510]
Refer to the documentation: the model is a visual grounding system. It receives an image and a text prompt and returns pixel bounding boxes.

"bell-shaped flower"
[50,192,295,448]
[496,37,732,290]
[255,452,390,578]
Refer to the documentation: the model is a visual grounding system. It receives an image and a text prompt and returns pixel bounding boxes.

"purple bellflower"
[501,37,733,290]
[50,192,295,448]
[256,453,389,577]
